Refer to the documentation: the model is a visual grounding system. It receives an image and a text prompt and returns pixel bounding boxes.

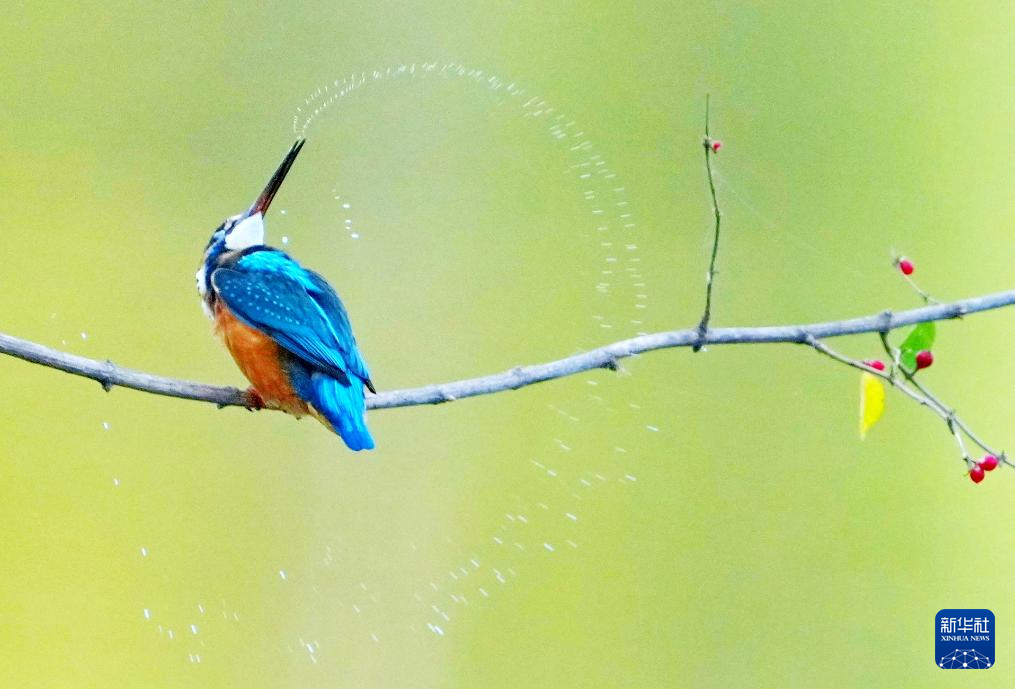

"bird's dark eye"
[205,226,228,250]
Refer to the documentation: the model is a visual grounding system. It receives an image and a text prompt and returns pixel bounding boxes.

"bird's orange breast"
[213,301,309,416]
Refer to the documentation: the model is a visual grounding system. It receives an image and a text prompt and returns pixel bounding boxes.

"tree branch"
[807,334,994,470]
[1,289,1012,411]
[877,330,1006,466]
[695,94,723,350]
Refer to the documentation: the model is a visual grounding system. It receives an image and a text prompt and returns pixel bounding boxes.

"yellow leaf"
[860,372,885,439]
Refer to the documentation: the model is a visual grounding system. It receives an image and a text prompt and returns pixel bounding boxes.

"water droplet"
[279,570,287,580]
[140,547,148,558]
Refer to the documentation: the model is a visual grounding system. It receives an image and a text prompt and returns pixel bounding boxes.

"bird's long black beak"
[248,138,306,216]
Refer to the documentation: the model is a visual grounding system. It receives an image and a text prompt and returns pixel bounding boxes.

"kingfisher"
[195,139,375,451]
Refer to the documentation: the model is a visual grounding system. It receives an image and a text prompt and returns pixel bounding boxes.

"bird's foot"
[243,387,266,411]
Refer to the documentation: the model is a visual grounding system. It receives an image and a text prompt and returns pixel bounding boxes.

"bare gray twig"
[1,290,1013,412]
[877,331,1006,467]
[808,335,990,468]
[695,94,723,351]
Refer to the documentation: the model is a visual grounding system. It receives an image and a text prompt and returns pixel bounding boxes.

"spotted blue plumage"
[211,248,374,450]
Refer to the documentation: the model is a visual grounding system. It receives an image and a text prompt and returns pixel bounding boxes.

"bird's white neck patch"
[225,213,265,251]
[195,263,208,297]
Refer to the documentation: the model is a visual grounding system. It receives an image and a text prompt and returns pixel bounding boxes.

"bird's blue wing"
[211,251,368,385]
[303,270,372,387]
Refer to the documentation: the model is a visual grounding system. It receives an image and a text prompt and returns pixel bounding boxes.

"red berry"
[864,360,886,371]
[898,258,914,275]
[711,140,722,153]
[980,455,999,472]
[970,465,985,483]
[915,350,933,370]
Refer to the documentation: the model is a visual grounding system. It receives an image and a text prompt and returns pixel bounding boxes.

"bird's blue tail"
[309,372,374,451]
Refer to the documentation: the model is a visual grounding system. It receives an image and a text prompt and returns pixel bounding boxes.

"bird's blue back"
[211,248,374,450]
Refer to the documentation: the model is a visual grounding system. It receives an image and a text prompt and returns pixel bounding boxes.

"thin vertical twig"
[695,94,723,351]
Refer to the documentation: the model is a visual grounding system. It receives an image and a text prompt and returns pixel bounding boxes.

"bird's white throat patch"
[225,213,265,251]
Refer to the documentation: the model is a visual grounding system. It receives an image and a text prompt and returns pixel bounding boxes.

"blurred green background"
[2,2,1014,687]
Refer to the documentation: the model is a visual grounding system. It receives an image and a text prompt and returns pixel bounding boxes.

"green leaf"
[898,322,936,372]
[860,372,885,439]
